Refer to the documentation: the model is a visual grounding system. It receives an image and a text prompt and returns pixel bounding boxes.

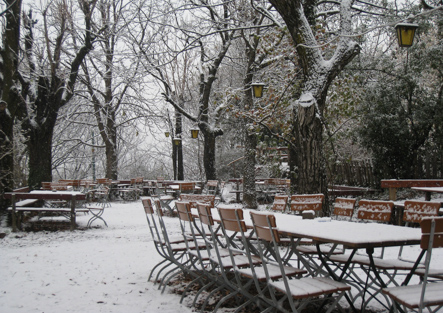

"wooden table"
[4,191,87,231]
[411,186,443,201]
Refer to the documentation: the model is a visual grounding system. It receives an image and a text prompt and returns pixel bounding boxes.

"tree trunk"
[0,0,22,201]
[294,99,326,195]
[105,140,118,180]
[28,126,54,189]
[203,132,217,180]
[243,129,257,209]
[175,107,184,180]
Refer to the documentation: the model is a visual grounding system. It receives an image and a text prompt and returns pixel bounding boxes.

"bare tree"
[16,0,97,189]
[81,0,143,180]
[133,0,240,181]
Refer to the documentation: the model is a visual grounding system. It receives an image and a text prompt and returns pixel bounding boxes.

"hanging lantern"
[191,128,199,139]
[251,82,265,98]
[165,131,170,138]
[173,137,182,146]
[395,23,419,47]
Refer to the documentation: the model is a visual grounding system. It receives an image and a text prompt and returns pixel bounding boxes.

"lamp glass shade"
[251,83,265,98]
[173,137,182,145]
[191,128,199,139]
[395,23,418,47]
[165,131,170,137]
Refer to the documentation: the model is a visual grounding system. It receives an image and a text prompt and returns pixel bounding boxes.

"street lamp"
[165,131,170,137]
[251,82,265,98]
[173,137,182,146]
[395,22,419,48]
[191,128,199,139]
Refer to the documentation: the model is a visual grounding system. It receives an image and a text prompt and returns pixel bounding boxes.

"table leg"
[316,245,358,313]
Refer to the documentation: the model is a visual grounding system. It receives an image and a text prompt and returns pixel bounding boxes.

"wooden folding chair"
[403,200,440,225]
[215,207,273,312]
[142,198,191,290]
[290,194,324,216]
[270,194,289,212]
[142,199,182,283]
[382,217,443,313]
[249,211,350,313]
[332,197,357,220]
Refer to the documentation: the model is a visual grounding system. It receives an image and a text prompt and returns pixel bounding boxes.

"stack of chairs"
[142,197,352,312]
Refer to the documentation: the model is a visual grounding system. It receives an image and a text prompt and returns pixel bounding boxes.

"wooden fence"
[329,156,443,188]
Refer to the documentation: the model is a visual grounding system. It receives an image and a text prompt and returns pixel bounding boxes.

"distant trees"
[1,0,441,197]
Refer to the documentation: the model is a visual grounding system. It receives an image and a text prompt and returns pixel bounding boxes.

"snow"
[1,197,442,312]
[0,201,194,313]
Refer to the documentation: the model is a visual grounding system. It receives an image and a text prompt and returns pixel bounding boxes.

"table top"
[31,190,85,196]
[411,187,443,193]
[198,208,422,250]
[272,214,421,249]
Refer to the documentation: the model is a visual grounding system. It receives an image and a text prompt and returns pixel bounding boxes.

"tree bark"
[0,0,22,200]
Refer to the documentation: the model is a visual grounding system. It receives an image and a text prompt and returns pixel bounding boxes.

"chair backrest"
[420,217,443,250]
[50,182,69,190]
[403,200,440,224]
[41,182,52,190]
[217,207,247,233]
[175,201,194,222]
[97,178,110,185]
[357,199,394,223]
[271,195,289,212]
[206,180,219,194]
[179,194,215,208]
[142,198,154,214]
[249,211,280,244]
[141,198,162,244]
[179,182,196,193]
[197,202,215,226]
[333,197,357,218]
[290,194,324,212]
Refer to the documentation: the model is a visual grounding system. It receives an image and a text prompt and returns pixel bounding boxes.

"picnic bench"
[4,192,88,231]
[381,179,443,201]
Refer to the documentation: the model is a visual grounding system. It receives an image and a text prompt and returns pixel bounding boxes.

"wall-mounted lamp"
[165,131,170,138]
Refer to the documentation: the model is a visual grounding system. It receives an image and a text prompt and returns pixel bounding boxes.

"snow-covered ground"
[1,192,442,313]
[0,200,195,313]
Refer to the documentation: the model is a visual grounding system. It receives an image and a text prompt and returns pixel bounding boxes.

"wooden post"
[389,187,397,201]
[11,194,17,232]
[70,195,76,231]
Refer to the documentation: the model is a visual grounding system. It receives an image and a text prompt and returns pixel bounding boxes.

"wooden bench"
[179,194,216,208]
[4,192,87,231]
[381,179,443,201]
